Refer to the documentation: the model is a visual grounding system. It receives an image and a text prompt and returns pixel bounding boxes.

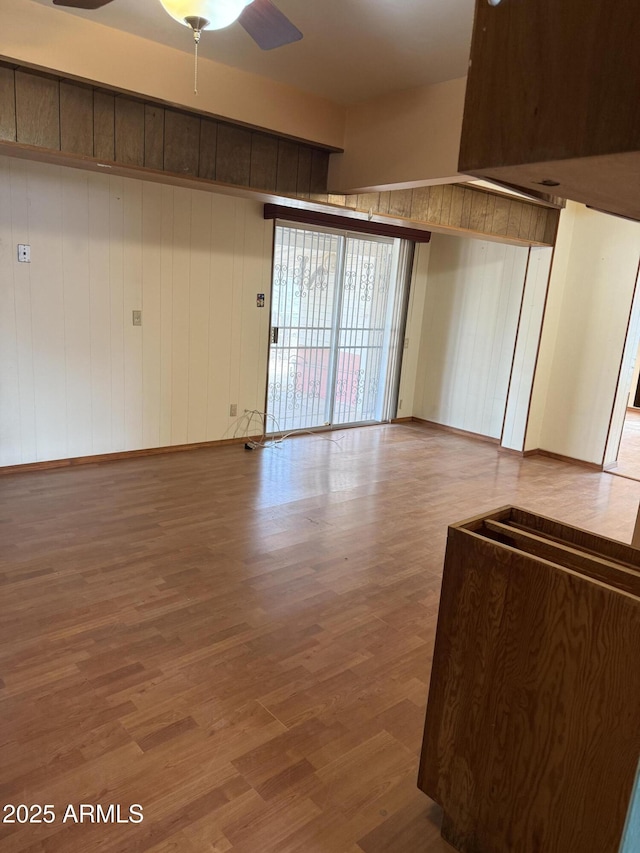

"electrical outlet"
[230,403,237,417]
[132,310,142,326]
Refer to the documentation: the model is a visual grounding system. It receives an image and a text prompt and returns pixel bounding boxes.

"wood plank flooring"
[612,409,640,481]
[1,422,640,853]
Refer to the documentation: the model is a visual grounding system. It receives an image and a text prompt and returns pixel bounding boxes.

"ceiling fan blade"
[53,0,115,8]
[238,0,303,50]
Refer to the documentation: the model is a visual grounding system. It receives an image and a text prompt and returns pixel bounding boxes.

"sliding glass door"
[266,223,410,434]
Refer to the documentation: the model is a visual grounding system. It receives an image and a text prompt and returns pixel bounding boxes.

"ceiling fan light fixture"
[158,0,252,31]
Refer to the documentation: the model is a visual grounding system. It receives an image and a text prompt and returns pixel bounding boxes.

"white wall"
[412,234,529,439]
[0,156,273,466]
[627,339,640,408]
[328,78,466,193]
[604,270,640,468]
[501,247,553,451]
[2,0,345,150]
[526,204,640,465]
[396,242,431,418]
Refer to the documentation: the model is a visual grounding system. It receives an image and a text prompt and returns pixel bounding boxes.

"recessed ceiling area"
[33,0,475,104]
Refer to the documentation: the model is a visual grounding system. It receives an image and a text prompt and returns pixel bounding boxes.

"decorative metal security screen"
[266,224,408,433]
[333,235,396,425]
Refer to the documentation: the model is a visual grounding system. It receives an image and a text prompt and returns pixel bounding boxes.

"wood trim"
[498,446,526,457]
[0,58,343,152]
[0,63,333,194]
[0,435,263,476]
[500,246,531,447]
[632,504,640,548]
[0,63,559,249]
[348,184,559,247]
[410,417,501,445]
[264,203,432,243]
[521,243,556,453]
[532,449,604,471]
[602,256,640,468]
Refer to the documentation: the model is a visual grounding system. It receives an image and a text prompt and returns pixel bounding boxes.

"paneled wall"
[501,246,553,451]
[530,204,640,465]
[0,64,331,196]
[0,156,273,466]
[413,234,529,439]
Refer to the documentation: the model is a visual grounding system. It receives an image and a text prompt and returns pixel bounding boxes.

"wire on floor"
[222,409,344,451]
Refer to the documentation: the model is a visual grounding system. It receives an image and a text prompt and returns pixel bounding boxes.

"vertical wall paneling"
[276,139,299,195]
[87,173,112,452]
[537,205,640,464]
[426,187,444,223]
[603,262,640,468]
[388,189,413,219]
[159,185,174,447]
[187,192,212,443]
[0,66,16,142]
[94,92,115,161]
[0,160,22,464]
[15,72,60,150]
[216,124,251,186]
[28,163,67,460]
[501,247,553,451]
[397,243,431,418]
[9,161,37,462]
[206,195,236,437]
[144,104,165,171]
[0,155,275,466]
[164,110,200,176]
[250,133,278,192]
[239,209,270,416]
[61,168,93,457]
[478,247,527,436]
[296,146,312,198]
[310,150,329,196]
[59,82,94,157]
[170,187,192,445]
[141,181,163,449]
[199,119,218,181]
[114,97,144,167]
[413,234,529,438]
[123,178,144,449]
[109,176,126,451]
[229,201,247,422]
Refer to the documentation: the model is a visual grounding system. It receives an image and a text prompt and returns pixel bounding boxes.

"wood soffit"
[0,62,559,247]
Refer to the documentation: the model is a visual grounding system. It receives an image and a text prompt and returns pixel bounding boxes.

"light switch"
[17,244,31,263]
[132,310,142,326]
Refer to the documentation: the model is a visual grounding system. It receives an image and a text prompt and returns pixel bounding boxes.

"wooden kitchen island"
[419,507,640,853]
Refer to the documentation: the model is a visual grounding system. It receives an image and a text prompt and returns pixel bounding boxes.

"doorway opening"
[604,261,640,480]
[266,223,412,434]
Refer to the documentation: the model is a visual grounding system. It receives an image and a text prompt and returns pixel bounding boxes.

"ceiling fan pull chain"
[194,34,199,94]
[184,17,208,95]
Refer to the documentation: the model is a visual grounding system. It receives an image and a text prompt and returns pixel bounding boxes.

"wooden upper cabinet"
[459,0,640,221]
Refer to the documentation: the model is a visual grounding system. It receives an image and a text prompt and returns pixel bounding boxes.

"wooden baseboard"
[532,449,604,471]
[410,417,500,445]
[497,446,526,457]
[0,434,263,476]
[391,416,414,424]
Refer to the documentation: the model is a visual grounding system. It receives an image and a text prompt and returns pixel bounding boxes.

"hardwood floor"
[1,422,640,853]
[611,408,640,481]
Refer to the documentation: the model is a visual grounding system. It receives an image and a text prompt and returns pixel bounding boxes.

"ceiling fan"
[51,0,304,52]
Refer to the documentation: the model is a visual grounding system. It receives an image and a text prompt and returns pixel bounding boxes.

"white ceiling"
[35,0,475,104]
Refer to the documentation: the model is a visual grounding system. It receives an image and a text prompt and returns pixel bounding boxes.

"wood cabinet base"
[419,506,640,853]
